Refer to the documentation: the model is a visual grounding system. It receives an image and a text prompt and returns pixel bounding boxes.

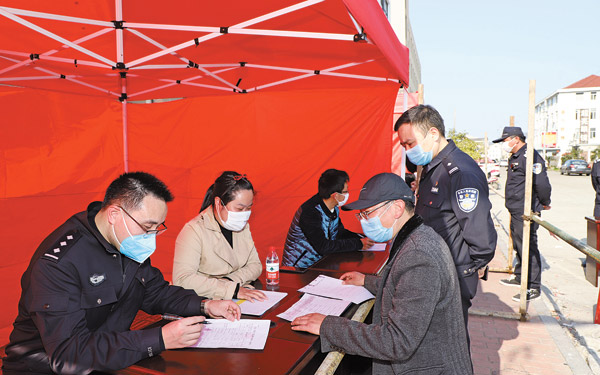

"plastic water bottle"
[266,247,279,286]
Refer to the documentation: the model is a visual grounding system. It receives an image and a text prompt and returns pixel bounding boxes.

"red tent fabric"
[0,0,409,345]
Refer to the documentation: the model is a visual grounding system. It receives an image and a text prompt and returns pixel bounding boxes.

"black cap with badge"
[492,126,526,143]
[342,173,415,211]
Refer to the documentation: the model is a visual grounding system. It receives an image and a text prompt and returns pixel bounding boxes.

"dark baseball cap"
[492,126,525,143]
[342,173,415,211]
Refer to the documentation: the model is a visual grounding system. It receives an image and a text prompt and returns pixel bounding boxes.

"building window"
[576,109,579,120]
[379,0,389,17]
[592,92,597,100]
[592,108,597,120]
[592,128,597,139]
[576,92,584,101]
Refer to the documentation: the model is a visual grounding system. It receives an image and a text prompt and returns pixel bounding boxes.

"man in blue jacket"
[282,169,373,268]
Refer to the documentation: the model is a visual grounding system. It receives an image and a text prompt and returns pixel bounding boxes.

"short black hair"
[403,173,415,185]
[394,104,446,138]
[318,169,349,199]
[102,171,173,210]
[200,171,254,212]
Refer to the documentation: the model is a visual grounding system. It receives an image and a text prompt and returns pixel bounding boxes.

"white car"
[499,159,508,167]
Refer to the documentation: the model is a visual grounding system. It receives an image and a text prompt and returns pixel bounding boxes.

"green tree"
[447,129,482,161]
[561,146,583,165]
[591,146,600,161]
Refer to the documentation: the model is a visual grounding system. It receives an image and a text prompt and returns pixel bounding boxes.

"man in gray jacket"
[292,173,472,374]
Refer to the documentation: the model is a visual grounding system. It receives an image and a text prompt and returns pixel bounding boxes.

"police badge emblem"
[456,188,479,212]
[89,273,106,286]
[532,163,542,174]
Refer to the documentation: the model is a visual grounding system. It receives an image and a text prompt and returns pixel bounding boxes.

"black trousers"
[458,272,478,348]
[509,213,541,290]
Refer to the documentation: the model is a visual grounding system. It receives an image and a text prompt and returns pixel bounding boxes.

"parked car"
[560,159,591,175]
[499,159,509,167]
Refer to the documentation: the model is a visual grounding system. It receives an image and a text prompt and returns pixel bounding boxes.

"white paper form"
[298,274,375,304]
[189,319,270,350]
[235,290,287,316]
[361,242,387,251]
[277,294,351,321]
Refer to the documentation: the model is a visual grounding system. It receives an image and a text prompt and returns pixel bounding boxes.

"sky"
[408,0,600,139]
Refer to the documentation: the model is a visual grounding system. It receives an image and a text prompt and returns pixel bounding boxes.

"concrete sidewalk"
[469,251,594,375]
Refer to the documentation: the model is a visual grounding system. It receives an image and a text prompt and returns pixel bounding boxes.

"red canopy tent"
[0,0,410,344]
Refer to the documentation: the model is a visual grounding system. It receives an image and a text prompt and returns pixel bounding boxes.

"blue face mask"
[113,211,157,263]
[360,204,397,243]
[405,143,433,165]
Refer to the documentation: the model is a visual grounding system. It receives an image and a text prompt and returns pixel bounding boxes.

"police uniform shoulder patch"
[532,163,542,174]
[43,229,81,263]
[443,161,461,176]
[456,188,479,212]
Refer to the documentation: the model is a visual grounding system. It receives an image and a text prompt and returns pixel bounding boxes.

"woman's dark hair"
[200,171,254,212]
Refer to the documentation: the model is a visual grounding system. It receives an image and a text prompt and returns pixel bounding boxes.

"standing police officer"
[395,105,497,341]
[591,160,600,218]
[493,127,551,301]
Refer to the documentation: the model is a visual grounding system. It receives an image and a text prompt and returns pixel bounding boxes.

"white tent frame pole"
[126,0,324,68]
[0,8,115,67]
[0,54,120,96]
[126,28,190,64]
[0,28,112,75]
[0,6,113,27]
[116,0,128,172]
[115,0,124,64]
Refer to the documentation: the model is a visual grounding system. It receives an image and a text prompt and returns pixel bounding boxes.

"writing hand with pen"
[161,300,241,349]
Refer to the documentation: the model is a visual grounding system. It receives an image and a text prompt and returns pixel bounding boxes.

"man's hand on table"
[162,316,206,349]
[340,271,365,286]
[205,300,241,321]
[291,313,326,335]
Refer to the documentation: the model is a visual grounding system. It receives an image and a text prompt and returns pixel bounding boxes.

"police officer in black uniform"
[396,105,497,343]
[493,127,551,302]
[591,160,600,217]
[2,172,241,374]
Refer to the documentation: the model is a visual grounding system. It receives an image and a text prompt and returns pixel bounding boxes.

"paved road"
[490,168,600,373]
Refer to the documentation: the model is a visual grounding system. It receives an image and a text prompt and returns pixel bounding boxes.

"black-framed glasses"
[355,201,392,221]
[119,206,167,236]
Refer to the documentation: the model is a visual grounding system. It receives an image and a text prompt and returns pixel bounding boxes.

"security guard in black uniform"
[591,160,600,217]
[493,127,551,302]
[2,172,241,374]
[396,105,497,345]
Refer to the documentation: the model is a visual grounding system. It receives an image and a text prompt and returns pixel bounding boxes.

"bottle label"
[266,262,279,280]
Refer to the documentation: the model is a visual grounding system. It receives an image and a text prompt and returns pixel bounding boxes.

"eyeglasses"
[355,201,392,221]
[119,206,167,236]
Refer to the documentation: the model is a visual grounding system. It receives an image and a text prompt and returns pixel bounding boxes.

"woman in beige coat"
[173,172,265,301]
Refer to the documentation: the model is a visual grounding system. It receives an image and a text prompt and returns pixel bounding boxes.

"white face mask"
[217,201,251,232]
[336,193,349,207]
[502,138,515,153]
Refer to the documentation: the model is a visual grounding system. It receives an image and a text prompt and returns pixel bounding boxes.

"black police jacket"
[416,140,497,277]
[505,145,551,214]
[3,202,206,374]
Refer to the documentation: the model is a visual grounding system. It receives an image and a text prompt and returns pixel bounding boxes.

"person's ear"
[106,205,121,225]
[429,127,441,142]
[393,200,405,218]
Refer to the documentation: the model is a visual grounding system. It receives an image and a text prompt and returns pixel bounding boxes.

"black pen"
[161,314,211,324]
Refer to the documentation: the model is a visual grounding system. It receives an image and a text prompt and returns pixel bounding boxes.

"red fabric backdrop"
[0,82,397,344]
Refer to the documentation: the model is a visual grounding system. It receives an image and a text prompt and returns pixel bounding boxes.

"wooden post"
[510,115,515,127]
[484,132,489,177]
[519,80,536,320]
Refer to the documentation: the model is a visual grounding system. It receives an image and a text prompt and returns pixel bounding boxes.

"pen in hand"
[161,314,211,325]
